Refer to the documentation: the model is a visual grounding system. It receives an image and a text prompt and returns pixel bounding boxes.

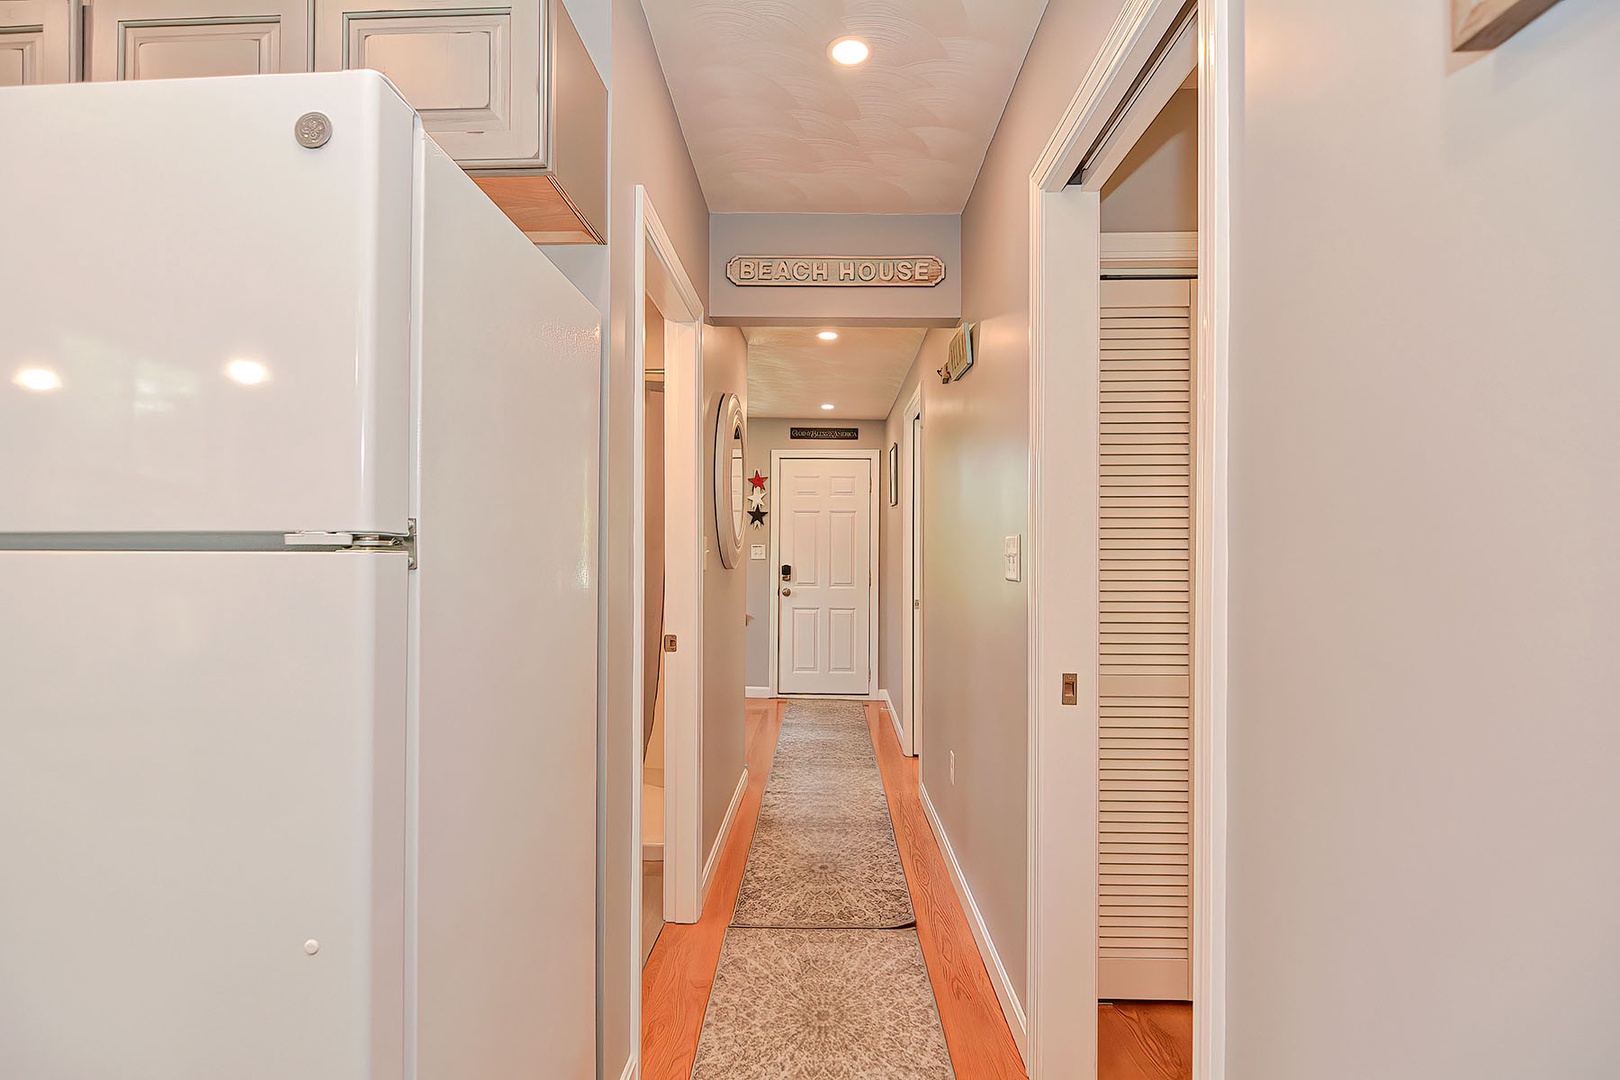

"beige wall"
[598,0,712,1075]
[710,214,962,327]
[1100,87,1197,233]
[700,325,748,861]
[1228,0,1620,1074]
[923,0,1135,1012]
[743,417,891,689]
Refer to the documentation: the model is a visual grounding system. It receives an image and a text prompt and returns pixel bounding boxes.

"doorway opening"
[737,326,936,723]
[630,188,707,1071]
[900,386,924,758]
[1025,0,1229,1074]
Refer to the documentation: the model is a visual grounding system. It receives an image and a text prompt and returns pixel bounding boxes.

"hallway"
[642,698,1192,1079]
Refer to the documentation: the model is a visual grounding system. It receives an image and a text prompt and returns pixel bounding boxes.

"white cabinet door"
[776,455,874,696]
[85,0,312,80]
[0,0,77,84]
[314,0,543,165]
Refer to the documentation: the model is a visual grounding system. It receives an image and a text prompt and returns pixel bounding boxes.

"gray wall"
[1100,87,1197,233]
[922,0,1138,1010]
[700,325,749,861]
[1228,0,1620,1075]
[743,418,891,689]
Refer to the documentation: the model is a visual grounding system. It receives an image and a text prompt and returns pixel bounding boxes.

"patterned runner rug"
[689,927,954,1080]
[730,699,914,929]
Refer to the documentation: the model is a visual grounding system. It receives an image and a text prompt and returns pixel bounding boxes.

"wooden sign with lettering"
[726,256,946,287]
[790,427,860,441]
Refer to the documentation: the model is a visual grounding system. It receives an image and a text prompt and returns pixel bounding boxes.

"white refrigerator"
[0,73,600,1079]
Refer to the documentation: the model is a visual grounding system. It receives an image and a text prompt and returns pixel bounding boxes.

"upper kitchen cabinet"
[84,0,313,81]
[314,0,604,243]
[1,0,80,85]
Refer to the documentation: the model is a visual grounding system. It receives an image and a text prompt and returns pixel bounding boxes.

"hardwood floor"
[641,698,784,1080]
[639,696,1192,1080]
[865,702,1028,1079]
[1098,1002,1193,1080]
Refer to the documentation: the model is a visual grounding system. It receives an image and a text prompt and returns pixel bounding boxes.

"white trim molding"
[745,685,774,699]
[701,767,749,905]
[1101,231,1199,274]
[920,783,1027,1055]
[766,448,882,699]
[629,185,707,1078]
[878,689,904,751]
[618,1056,637,1080]
[1026,1,1230,1078]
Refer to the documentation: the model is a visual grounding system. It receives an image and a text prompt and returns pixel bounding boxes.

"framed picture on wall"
[888,443,899,507]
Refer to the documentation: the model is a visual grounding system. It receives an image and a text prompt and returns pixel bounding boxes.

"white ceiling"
[745,327,928,419]
[639,0,1051,213]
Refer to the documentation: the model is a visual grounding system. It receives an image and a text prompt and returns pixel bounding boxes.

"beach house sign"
[726,255,946,288]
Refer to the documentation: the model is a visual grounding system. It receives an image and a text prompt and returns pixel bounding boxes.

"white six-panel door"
[1097,277,1195,1002]
[775,454,874,696]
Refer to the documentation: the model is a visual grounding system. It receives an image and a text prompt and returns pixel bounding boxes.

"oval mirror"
[713,392,747,569]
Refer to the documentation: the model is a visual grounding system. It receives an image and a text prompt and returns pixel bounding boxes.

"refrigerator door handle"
[283,519,417,568]
[284,531,357,547]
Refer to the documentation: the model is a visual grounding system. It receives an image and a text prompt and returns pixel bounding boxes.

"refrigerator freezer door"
[410,143,599,1078]
[0,551,408,1080]
[0,73,415,534]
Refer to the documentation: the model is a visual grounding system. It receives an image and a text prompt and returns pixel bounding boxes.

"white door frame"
[1025,1,1230,1077]
[629,186,706,1067]
[900,386,924,757]
[766,448,881,699]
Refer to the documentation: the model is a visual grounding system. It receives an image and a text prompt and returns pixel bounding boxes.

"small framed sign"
[887,444,899,506]
[790,426,859,441]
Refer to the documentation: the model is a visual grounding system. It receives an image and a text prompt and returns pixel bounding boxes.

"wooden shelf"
[472,173,603,246]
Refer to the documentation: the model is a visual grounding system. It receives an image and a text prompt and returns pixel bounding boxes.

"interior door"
[908,409,923,756]
[1097,277,1195,1001]
[776,455,873,696]
[85,0,313,80]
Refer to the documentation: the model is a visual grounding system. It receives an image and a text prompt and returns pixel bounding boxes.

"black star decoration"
[748,506,767,528]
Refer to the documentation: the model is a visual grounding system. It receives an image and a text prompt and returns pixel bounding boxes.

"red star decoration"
[749,470,767,491]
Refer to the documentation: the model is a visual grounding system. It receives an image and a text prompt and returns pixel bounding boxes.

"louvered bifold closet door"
[1098,277,1194,1002]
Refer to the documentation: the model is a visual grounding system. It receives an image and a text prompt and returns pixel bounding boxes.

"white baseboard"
[701,766,749,905]
[618,1055,636,1080]
[878,689,907,754]
[919,782,1028,1061]
[746,685,773,698]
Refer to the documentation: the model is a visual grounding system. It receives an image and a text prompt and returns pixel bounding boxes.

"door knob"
[782,588,793,596]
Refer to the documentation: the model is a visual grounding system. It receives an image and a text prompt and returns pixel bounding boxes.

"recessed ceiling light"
[225,359,270,386]
[12,367,63,392]
[817,330,839,341]
[829,37,869,66]
[820,403,836,411]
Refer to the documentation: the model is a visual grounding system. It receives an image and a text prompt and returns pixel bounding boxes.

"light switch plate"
[1004,535,1021,582]
[750,544,766,560]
